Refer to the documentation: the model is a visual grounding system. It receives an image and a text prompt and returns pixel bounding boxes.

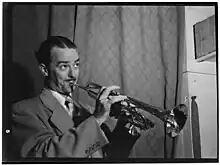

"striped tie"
[65,97,74,118]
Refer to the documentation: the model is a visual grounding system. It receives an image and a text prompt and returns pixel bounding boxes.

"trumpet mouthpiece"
[73,83,79,87]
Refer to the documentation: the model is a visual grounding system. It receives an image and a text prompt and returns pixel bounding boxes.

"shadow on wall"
[10,62,36,104]
[207,56,216,62]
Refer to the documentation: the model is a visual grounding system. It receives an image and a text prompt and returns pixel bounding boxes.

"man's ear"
[39,64,48,77]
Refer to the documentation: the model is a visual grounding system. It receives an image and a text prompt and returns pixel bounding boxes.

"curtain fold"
[50,5,76,40]
[75,5,184,158]
[9,4,189,158]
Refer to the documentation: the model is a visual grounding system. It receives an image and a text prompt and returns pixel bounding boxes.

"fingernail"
[121,101,128,106]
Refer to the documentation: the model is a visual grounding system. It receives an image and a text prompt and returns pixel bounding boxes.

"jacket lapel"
[39,88,74,133]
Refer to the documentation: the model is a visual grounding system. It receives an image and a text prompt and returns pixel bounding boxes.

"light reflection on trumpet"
[74,81,188,137]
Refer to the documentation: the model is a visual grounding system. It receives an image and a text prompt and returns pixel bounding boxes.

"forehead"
[51,47,79,62]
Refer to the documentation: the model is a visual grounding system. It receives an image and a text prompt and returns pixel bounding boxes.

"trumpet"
[74,81,188,137]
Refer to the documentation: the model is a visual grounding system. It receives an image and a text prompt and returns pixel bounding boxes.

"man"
[11,36,139,158]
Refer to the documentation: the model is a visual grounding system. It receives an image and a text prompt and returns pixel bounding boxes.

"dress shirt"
[50,90,73,117]
[50,89,104,157]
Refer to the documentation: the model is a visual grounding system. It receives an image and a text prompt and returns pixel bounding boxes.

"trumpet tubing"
[75,81,188,138]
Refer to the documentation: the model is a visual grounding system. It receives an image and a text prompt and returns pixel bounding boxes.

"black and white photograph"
[2,2,218,163]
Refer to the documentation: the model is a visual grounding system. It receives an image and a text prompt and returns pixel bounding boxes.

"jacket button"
[96,141,100,147]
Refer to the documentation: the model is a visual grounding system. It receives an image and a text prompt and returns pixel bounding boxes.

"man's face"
[46,47,79,96]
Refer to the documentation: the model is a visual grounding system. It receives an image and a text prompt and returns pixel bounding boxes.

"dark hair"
[35,36,77,66]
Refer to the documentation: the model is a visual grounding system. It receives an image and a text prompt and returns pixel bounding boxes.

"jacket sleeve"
[12,103,108,158]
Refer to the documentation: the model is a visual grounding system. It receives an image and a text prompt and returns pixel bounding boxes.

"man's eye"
[59,65,68,70]
[74,63,80,68]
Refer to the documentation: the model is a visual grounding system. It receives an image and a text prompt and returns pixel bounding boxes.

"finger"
[108,95,127,104]
[97,86,107,99]
[108,94,127,100]
[99,85,120,100]
[100,98,109,104]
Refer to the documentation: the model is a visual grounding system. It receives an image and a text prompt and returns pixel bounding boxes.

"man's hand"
[93,85,127,125]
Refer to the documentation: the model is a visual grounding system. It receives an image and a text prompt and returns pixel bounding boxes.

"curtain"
[6,4,78,160]
[74,6,185,158]
[7,5,78,103]
[6,4,188,159]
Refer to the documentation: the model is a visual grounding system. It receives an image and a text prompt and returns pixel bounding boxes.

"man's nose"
[68,66,77,78]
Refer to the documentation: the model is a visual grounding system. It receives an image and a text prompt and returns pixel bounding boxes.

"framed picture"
[193,15,216,61]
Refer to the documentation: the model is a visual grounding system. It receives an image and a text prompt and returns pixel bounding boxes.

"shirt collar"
[50,90,69,108]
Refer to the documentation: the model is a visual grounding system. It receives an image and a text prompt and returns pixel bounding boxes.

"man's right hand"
[93,85,127,125]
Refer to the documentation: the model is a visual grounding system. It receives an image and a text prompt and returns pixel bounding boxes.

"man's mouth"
[67,80,77,87]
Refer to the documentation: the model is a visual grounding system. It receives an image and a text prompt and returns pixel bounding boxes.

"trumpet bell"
[165,104,188,137]
[76,81,188,138]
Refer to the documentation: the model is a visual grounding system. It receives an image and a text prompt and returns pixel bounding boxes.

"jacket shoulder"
[12,97,41,115]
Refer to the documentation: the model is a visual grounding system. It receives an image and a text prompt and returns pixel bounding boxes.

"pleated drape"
[7,4,189,159]
[74,6,185,157]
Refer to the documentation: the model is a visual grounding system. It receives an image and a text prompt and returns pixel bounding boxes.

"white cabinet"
[180,6,217,158]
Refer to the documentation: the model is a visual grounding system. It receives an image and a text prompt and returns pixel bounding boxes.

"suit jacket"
[12,88,168,159]
[12,88,110,158]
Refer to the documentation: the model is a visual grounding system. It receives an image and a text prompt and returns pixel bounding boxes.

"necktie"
[64,97,103,158]
[65,97,74,118]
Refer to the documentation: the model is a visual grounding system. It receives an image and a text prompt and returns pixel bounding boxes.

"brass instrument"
[74,81,188,137]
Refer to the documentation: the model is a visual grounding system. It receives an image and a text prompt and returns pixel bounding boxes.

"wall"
[4,4,48,160]
[182,6,217,158]
[10,5,46,103]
